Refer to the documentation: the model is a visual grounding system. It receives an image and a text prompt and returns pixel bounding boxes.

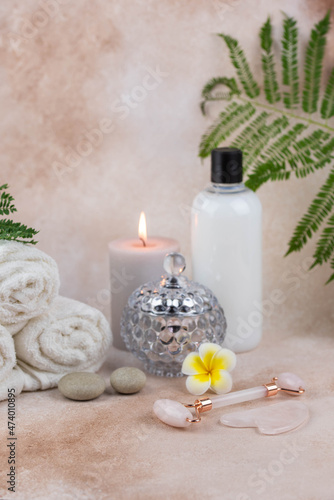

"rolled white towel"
[0,325,16,384]
[14,296,112,381]
[0,325,25,401]
[6,320,28,336]
[0,241,60,332]
[0,366,26,401]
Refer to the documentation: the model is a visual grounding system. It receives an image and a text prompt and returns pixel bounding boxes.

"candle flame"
[138,212,147,247]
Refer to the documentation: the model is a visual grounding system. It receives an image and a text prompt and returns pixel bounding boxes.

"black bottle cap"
[211,147,243,184]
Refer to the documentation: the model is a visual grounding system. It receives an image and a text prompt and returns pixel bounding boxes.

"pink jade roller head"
[153,372,305,428]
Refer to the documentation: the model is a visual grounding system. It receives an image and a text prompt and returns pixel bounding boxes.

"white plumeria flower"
[182,343,236,396]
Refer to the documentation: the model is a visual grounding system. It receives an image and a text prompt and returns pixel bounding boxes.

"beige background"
[0,1,333,499]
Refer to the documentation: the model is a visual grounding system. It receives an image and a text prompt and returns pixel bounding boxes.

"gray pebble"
[58,372,106,401]
[110,367,146,394]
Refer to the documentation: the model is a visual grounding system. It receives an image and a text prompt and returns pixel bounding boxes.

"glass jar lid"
[128,252,220,317]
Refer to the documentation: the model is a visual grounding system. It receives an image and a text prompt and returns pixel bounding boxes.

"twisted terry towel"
[0,241,60,332]
[14,296,112,380]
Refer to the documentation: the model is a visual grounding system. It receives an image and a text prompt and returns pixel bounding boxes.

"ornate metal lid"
[127,252,221,317]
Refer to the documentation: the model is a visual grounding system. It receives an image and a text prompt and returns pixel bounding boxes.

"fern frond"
[219,34,260,98]
[308,137,334,171]
[286,166,334,254]
[321,136,334,155]
[312,137,334,170]
[0,184,17,216]
[281,15,299,109]
[321,68,334,119]
[0,219,39,245]
[243,116,289,171]
[199,102,255,157]
[201,77,240,100]
[302,11,330,114]
[201,77,241,115]
[232,112,270,150]
[260,128,333,179]
[287,129,330,171]
[260,123,308,165]
[310,213,334,268]
[325,257,334,284]
[292,163,323,178]
[245,161,289,191]
[260,17,280,103]
[260,17,272,53]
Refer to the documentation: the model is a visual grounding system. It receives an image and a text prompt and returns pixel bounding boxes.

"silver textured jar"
[120,253,227,377]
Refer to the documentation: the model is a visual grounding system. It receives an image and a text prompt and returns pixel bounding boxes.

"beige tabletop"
[0,322,333,500]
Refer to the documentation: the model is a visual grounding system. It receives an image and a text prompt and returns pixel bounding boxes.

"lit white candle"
[109,213,179,350]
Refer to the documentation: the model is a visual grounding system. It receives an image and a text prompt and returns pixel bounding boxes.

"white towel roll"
[14,296,112,377]
[0,325,16,384]
[0,366,26,401]
[6,320,28,336]
[0,241,60,332]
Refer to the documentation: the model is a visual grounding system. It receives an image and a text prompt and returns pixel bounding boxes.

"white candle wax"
[109,237,179,350]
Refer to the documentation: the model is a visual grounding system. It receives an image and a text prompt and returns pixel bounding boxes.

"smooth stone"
[58,372,106,401]
[110,367,146,394]
[220,400,309,435]
[153,399,192,428]
[277,372,306,392]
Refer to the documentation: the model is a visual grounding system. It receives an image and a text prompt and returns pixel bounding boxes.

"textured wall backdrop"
[0,0,332,337]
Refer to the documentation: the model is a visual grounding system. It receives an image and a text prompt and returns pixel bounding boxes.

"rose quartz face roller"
[153,372,305,428]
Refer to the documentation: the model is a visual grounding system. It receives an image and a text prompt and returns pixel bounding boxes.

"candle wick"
[140,238,147,247]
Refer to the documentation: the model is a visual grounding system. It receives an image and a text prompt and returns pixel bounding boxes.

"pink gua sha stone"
[220,373,308,435]
[220,400,309,435]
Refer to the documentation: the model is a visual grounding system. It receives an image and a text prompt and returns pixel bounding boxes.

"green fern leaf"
[287,129,330,171]
[325,257,334,283]
[260,17,280,103]
[201,77,240,100]
[260,128,333,179]
[312,137,334,170]
[260,17,272,53]
[286,166,334,254]
[245,161,289,191]
[321,136,334,155]
[0,184,17,216]
[219,34,260,98]
[199,102,255,157]
[260,123,308,164]
[201,77,241,115]
[0,185,38,244]
[321,68,334,119]
[0,219,39,245]
[296,140,334,177]
[281,16,299,109]
[243,116,289,171]
[295,136,334,174]
[310,213,334,268]
[232,112,270,150]
[302,11,330,114]
[200,101,206,115]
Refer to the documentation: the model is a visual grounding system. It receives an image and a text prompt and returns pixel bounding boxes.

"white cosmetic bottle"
[191,147,262,353]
